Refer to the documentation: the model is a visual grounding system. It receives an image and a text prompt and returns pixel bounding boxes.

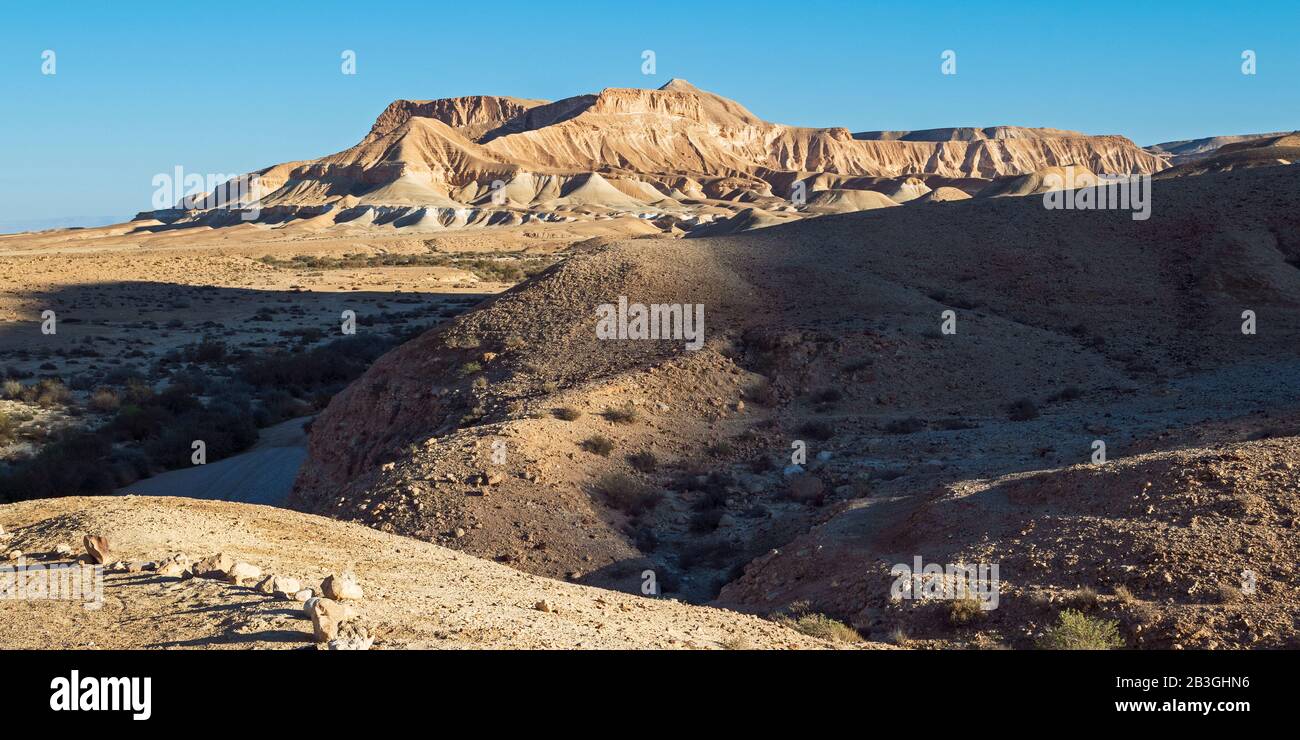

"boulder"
[191,553,235,579]
[320,571,364,600]
[226,562,263,586]
[307,597,351,643]
[256,574,302,598]
[83,535,111,565]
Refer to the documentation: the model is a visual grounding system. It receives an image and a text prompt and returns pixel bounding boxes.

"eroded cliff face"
[194,80,1166,216]
[142,79,1170,235]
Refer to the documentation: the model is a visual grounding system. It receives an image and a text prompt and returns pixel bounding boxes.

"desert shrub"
[185,338,227,364]
[2,379,23,399]
[884,417,926,434]
[707,440,734,456]
[540,380,559,394]
[0,431,116,500]
[627,451,658,473]
[34,379,71,407]
[581,435,615,456]
[553,406,582,421]
[0,411,16,445]
[142,402,257,468]
[798,420,835,441]
[257,388,310,426]
[238,334,390,395]
[1065,586,1101,610]
[775,602,862,643]
[595,472,661,515]
[459,361,483,377]
[1006,398,1039,421]
[1038,609,1123,650]
[948,597,984,626]
[719,635,756,650]
[677,538,741,569]
[89,388,121,412]
[603,403,640,425]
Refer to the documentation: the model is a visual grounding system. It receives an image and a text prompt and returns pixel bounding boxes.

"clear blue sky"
[0,0,1295,231]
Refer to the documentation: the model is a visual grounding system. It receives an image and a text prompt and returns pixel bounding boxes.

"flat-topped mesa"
[854,126,1088,141]
[172,80,1169,225]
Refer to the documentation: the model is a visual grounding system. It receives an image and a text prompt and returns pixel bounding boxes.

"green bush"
[1038,609,1123,650]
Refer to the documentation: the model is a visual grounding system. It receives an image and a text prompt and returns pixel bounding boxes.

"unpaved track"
[117,417,310,506]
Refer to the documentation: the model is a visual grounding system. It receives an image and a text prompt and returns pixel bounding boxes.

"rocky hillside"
[0,496,851,649]
[290,165,1300,630]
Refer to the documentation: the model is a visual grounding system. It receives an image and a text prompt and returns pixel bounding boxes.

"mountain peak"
[658,78,699,92]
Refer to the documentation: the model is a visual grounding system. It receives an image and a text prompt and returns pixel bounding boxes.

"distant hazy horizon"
[1,0,1296,231]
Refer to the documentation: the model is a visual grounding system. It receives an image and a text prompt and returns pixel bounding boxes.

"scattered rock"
[787,473,825,504]
[191,553,236,579]
[308,597,349,642]
[326,624,374,650]
[320,571,364,600]
[53,543,73,558]
[256,574,302,598]
[155,559,187,578]
[535,600,553,613]
[292,588,314,602]
[5,549,21,561]
[226,562,263,586]
[83,535,111,565]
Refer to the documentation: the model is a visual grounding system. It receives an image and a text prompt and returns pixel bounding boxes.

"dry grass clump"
[581,435,615,456]
[774,601,862,643]
[603,403,641,425]
[89,388,121,413]
[553,406,582,421]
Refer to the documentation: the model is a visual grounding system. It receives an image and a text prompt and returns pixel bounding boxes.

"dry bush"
[34,379,71,407]
[89,388,121,413]
[595,473,662,515]
[627,451,658,473]
[774,601,862,643]
[553,406,582,421]
[603,403,641,425]
[0,411,16,445]
[581,435,615,456]
[1065,586,1101,610]
[948,597,984,626]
